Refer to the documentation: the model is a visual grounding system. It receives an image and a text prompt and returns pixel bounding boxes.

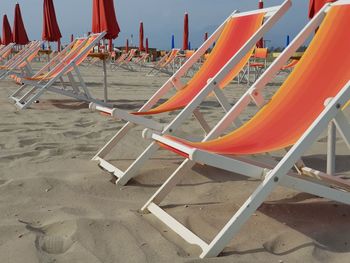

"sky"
[1,0,310,49]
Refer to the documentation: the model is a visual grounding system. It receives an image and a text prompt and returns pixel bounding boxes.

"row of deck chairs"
[86,0,350,258]
[1,0,349,259]
[1,32,110,109]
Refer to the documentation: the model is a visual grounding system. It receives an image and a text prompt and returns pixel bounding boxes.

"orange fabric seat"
[281,59,299,70]
[160,5,350,156]
[133,13,265,116]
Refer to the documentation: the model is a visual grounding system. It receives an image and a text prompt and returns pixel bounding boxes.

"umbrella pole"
[47,41,51,71]
[103,57,108,103]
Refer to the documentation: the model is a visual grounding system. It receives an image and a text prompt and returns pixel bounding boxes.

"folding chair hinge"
[142,128,162,140]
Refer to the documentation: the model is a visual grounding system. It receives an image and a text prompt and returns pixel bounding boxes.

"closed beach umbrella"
[91,0,121,102]
[171,34,175,49]
[204,32,208,42]
[145,37,149,53]
[70,34,74,42]
[92,0,121,47]
[256,0,264,48]
[42,0,62,50]
[92,0,121,52]
[182,12,189,50]
[188,41,191,50]
[286,35,290,47]
[12,3,29,45]
[125,38,129,52]
[2,15,13,45]
[308,0,336,18]
[139,21,144,51]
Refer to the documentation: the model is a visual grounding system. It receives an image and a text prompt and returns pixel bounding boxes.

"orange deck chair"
[143,1,350,258]
[0,41,42,80]
[147,48,181,76]
[89,1,291,186]
[10,33,110,110]
[281,58,299,71]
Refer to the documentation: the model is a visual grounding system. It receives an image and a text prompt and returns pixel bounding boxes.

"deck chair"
[89,1,291,186]
[8,40,80,84]
[141,1,350,258]
[118,49,138,71]
[238,47,268,84]
[110,52,128,69]
[133,52,150,68]
[9,33,109,110]
[0,43,16,63]
[147,48,181,76]
[280,58,299,72]
[0,41,42,80]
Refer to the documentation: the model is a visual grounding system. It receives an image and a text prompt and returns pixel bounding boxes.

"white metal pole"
[327,121,336,175]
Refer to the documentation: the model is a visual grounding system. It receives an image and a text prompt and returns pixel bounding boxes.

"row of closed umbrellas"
[1,0,336,51]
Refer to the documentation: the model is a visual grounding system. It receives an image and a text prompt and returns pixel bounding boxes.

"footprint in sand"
[18,138,40,147]
[34,221,77,255]
[62,131,82,138]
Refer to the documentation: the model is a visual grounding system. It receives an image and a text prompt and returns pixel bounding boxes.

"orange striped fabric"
[161,5,350,155]
[134,13,265,115]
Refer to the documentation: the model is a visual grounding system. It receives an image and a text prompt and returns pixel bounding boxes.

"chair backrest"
[188,4,350,155]
[253,48,268,59]
[136,12,266,115]
[30,34,102,81]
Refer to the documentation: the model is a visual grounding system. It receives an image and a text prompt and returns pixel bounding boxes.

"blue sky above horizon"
[1,0,310,49]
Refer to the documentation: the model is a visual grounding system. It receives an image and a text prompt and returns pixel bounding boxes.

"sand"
[0,61,350,263]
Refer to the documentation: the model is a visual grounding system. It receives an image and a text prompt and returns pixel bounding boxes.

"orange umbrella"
[182,12,189,50]
[42,0,62,50]
[2,15,13,45]
[308,0,336,18]
[12,3,29,45]
[139,21,145,51]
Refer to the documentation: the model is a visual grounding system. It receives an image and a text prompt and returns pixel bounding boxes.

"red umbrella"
[12,3,29,45]
[92,0,121,40]
[42,0,62,50]
[182,12,189,50]
[256,0,264,48]
[125,38,129,52]
[145,37,149,53]
[139,21,145,51]
[308,0,336,18]
[2,15,13,45]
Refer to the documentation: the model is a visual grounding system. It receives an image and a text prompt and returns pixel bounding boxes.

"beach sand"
[0,62,350,262]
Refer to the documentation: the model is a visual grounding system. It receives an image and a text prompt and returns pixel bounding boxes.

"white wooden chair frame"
[0,41,42,80]
[9,33,111,110]
[141,1,350,258]
[89,1,292,186]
